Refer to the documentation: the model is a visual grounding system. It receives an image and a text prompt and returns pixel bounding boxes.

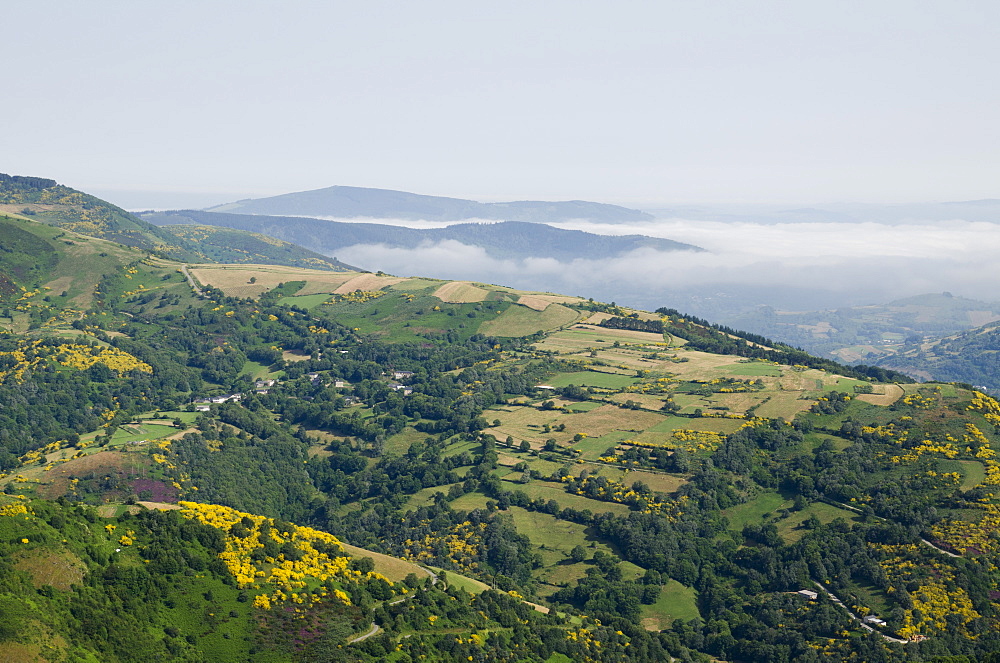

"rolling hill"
[0,174,358,271]
[875,319,1000,389]
[716,292,1000,366]
[155,224,357,271]
[205,184,655,223]
[0,173,202,261]
[143,209,702,261]
[3,189,1000,660]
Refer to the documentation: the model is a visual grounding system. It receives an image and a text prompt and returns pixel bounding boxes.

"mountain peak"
[207,185,654,223]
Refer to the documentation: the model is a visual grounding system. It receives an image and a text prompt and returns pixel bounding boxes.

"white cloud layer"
[334,218,1000,313]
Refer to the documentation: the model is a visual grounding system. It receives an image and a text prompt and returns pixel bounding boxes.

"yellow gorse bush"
[178,501,390,610]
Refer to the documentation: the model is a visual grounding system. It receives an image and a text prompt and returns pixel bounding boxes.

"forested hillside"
[2,211,1000,661]
[878,321,1000,391]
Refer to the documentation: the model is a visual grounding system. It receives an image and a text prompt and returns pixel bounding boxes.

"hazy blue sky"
[4,1,998,208]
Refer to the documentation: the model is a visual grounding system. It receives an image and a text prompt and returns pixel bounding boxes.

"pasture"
[499,479,631,515]
[188,264,358,298]
[339,542,430,582]
[277,293,332,309]
[545,371,639,390]
[753,392,819,421]
[776,502,859,543]
[641,580,700,630]
[533,324,667,355]
[478,303,581,337]
[721,491,793,531]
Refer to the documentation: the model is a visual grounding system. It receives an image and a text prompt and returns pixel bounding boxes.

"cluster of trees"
[656,307,912,382]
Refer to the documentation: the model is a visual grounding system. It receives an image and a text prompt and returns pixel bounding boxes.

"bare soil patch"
[38,451,148,498]
[138,501,181,511]
[333,273,407,294]
[856,383,905,406]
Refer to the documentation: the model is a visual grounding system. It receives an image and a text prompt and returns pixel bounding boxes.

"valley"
[1,185,1000,661]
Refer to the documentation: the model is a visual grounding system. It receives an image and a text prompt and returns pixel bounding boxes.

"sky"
[4,0,999,208]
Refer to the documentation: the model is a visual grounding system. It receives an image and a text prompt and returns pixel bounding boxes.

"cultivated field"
[333,273,407,294]
[434,281,489,303]
[856,383,905,406]
[517,295,553,311]
[188,264,357,297]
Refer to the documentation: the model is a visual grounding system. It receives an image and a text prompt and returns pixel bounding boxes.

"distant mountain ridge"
[207,185,654,223]
[0,173,354,271]
[143,210,702,261]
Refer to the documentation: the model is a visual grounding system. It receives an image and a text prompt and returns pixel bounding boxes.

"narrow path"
[812,582,911,644]
[180,264,204,297]
[348,622,380,644]
[822,498,961,560]
[920,537,960,558]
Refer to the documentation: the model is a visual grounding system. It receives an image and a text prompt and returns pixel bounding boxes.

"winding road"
[348,622,381,644]
[812,582,911,644]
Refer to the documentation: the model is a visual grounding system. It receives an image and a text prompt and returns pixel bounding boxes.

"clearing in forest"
[641,580,700,630]
[338,542,429,582]
[14,549,86,590]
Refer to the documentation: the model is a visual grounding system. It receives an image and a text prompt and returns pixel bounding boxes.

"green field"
[500,479,631,514]
[506,507,621,597]
[571,432,631,459]
[383,427,428,456]
[776,502,859,543]
[278,293,332,308]
[108,422,180,446]
[566,401,603,412]
[428,566,491,594]
[722,491,793,530]
[726,362,783,377]
[944,459,988,491]
[478,303,580,337]
[239,359,280,379]
[640,579,699,629]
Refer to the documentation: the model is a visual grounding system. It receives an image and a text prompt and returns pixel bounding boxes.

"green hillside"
[0,174,202,261]
[155,224,357,271]
[718,292,1000,380]
[0,175,359,271]
[2,203,1000,660]
[878,320,1000,389]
